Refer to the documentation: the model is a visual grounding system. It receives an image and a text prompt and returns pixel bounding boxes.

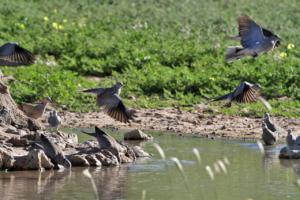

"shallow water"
[1,133,300,200]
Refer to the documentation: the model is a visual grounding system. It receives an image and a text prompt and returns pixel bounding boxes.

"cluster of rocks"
[0,124,152,171]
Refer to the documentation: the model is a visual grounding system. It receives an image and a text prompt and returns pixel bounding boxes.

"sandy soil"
[41,104,300,140]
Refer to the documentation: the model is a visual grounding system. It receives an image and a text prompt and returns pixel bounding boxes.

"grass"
[1,0,300,117]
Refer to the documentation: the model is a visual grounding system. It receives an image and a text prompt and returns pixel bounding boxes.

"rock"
[5,126,18,134]
[7,137,29,147]
[14,149,54,170]
[132,146,151,157]
[95,151,119,166]
[85,154,102,167]
[279,147,300,159]
[68,155,90,167]
[124,129,153,141]
[0,107,11,124]
[27,118,41,131]
[18,129,28,137]
[0,148,15,169]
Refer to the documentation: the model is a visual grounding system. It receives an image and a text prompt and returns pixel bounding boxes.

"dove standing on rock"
[32,134,71,168]
[82,127,125,162]
[82,82,136,123]
[226,15,281,62]
[211,81,271,110]
[19,97,52,119]
[262,121,278,145]
[286,129,296,148]
[48,110,61,131]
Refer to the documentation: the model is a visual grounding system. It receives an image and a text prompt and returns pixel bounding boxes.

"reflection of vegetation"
[1,0,300,116]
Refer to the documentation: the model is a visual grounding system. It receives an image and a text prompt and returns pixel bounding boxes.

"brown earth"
[40,104,300,141]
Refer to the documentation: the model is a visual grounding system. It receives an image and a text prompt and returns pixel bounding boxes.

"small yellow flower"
[209,77,215,81]
[287,43,295,50]
[63,19,68,23]
[58,25,64,30]
[19,24,25,30]
[280,52,287,58]
[54,9,57,13]
[43,16,49,22]
[52,22,59,30]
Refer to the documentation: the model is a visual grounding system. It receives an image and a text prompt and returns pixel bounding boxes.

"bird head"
[271,34,281,46]
[252,83,262,91]
[287,129,292,135]
[264,112,270,119]
[115,82,123,89]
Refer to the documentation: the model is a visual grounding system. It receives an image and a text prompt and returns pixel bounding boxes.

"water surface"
[1,133,300,200]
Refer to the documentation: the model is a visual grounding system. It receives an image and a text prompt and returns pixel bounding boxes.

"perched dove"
[82,127,125,162]
[263,113,277,132]
[286,129,296,147]
[82,82,136,123]
[262,121,278,145]
[48,110,61,130]
[211,81,271,110]
[19,97,52,119]
[32,134,71,168]
[226,15,280,62]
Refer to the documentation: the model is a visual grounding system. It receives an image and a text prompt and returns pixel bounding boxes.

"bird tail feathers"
[225,46,246,62]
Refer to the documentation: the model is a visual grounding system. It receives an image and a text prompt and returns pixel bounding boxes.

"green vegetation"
[0,0,300,116]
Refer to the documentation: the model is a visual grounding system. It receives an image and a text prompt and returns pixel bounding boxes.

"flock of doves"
[0,15,283,130]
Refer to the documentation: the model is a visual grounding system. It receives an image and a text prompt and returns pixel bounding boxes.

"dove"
[226,15,280,62]
[262,121,278,145]
[48,110,61,131]
[211,81,271,110]
[19,97,52,119]
[286,129,296,147]
[32,134,71,168]
[82,82,136,123]
[82,127,125,162]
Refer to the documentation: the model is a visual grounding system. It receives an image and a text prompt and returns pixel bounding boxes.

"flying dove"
[211,81,271,110]
[226,15,281,62]
[82,82,136,123]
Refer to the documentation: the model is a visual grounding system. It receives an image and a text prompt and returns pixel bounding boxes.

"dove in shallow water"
[82,82,136,123]
[211,81,271,110]
[286,129,296,148]
[48,110,61,130]
[263,113,277,132]
[19,97,52,119]
[262,121,278,146]
[226,15,281,62]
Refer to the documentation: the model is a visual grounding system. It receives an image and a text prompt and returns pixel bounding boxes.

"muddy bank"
[41,104,300,140]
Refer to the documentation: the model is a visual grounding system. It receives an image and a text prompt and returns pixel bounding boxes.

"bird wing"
[238,15,265,48]
[19,103,37,116]
[81,87,105,95]
[234,83,261,103]
[0,43,35,66]
[97,93,132,123]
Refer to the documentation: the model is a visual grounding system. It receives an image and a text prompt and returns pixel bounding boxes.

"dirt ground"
[40,104,300,141]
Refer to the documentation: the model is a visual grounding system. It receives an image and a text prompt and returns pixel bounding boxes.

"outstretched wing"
[234,83,261,103]
[238,15,265,48]
[0,43,35,66]
[97,93,132,123]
